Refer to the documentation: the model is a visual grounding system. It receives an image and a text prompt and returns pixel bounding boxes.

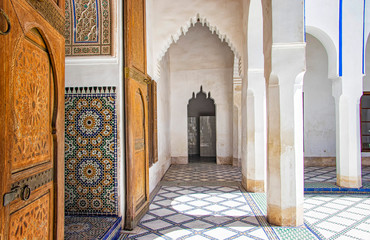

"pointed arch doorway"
[187,86,216,163]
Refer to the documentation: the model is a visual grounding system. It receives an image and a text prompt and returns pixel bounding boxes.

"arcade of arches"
[1,0,370,239]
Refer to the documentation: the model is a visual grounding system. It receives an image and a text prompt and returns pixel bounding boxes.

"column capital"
[270,43,306,86]
[331,77,363,99]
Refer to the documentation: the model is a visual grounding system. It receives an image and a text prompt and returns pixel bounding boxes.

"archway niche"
[187,86,216,163]
[303,33,336,167]
[361,35,370,154]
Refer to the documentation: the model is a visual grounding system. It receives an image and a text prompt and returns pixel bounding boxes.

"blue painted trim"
[102,217,122,240]
[339,0,343,76]
[363,0,366,74]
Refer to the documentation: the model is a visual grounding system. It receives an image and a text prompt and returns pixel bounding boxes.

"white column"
[267,44,306,226]
[241,70,266,192]
[332,0,364,188]
[332,78,362,188]
[241,0,267,192]
[265,0,306,227]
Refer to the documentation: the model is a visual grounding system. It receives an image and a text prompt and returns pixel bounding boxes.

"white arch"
[155,14,242,79]
[306,26,338,79]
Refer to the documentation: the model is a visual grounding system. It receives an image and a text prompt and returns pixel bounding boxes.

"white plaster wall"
[272,0,304,43]
[169,24,234,160]
[233,84,242,163]
[365,37,370,91]
[366,1,370,43]
[149,51,171,193]
[304,34,336,157]
[146,0,243,78]
[248,0,264,69]
[64,0,125,218]
[305,0,339,78]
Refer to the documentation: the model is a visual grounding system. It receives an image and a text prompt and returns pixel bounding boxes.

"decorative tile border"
[65,87,118,216]
[305,182,370,194]
[65,0,112,56]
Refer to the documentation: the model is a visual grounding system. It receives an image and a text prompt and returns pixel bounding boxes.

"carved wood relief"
[11,36,51,172]
[133,89,146,208]
[9,193,51,239]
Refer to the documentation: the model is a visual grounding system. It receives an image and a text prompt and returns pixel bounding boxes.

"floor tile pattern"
[119,186,317,240]
[162,163,241,183]
[304,166,370,182]
[304,194,370,240]
[65,216,121,240]
[118,163,370,239]
[65,87,118,215]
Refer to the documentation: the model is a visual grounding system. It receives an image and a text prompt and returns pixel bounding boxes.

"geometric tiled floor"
[304,166,370,183]
[304,194,370,240]
[65,215,121,240]
[120,186,317,240]
[119,163,370,239]
[164,164,370,185]
[162,163,242,183]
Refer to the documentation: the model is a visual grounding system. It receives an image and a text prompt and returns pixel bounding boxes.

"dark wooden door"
[124,0,150,230]
[0,0,65,239]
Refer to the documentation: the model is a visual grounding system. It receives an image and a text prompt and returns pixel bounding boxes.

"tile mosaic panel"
[65,216,121,240]
[65,87,118,215]
[65,0,112,56]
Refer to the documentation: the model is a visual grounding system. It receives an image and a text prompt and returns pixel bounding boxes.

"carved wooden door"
[124,0,150,230]
[0,0,65,239]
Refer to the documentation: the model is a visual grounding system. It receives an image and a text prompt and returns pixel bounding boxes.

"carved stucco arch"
[155,14,242,79]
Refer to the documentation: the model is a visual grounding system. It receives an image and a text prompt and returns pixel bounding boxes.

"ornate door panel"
[124,75,150,230]
[0,0,65,239]
[124,0,150,230]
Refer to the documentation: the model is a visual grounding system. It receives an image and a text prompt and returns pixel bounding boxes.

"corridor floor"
[119,164,370,240]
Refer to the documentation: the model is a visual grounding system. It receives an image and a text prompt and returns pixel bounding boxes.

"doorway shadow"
[189,154,216,163]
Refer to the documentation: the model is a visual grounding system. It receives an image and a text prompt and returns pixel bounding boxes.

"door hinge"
[3,186,20,206]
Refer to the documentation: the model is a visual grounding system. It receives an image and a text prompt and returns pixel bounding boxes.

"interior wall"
[149,51,172,193]
[303,34,336,157]
[169,23,234,163]
[233,83,242,166]
[363,37,370,91]
[64,0,125,217]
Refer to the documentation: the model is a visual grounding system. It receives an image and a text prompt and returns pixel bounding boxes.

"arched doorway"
[187,86,216,163]
[303,33,336,185]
